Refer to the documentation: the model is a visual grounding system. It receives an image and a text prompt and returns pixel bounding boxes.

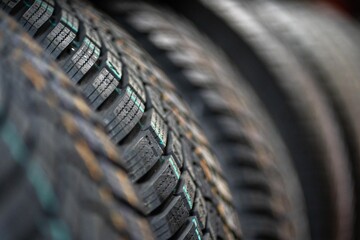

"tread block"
[85,68,118,109]
[122,129,163,181]
[150,195,190,239]
[176,171,196,211]
[193,190,207,230]
[145,85,166,116]
[166,132,184,169]
[138,155,180,213]
[40,9,78,58]
[149,110,168,148]
[120,52,142,75]
[41,24,74,58]
[103,86,144,143]
[84,23,101,47]
[21,0,54,36]
[128,71,146,102]
[206,203,220,240]
[105,51,123,81]
[65,38,100,84]
[142,109,168,148]
[213,215,226,239]
[177,217,203,240]
[192,164,213,200]
[165,112,181,138]
[181,139,197,179]
[60,8,79,32]
[30,3,53,35]
[98,29,118,56]
[19,0,42,26]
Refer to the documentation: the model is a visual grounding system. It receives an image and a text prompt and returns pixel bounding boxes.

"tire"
[0,0,242,239]
[159,1,355,240]
[97,2,310,240]
[246,2,360,239]
[0,11,154,240]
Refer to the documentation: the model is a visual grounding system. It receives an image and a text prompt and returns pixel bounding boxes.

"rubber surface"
[0,11,154,240]
[98,2,310,240]
[1,0,242,239]
[159,1,355,240]
[247,2,360,239]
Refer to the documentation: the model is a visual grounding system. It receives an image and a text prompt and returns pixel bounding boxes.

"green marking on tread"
[126,87,132,94]
[106,61,122,79]
[127,87,144,112]
[24,1,32,8]
[61,17,77,32]
[40,1,48,9]
[150,123,165,146]
[47,6,54,14]
[94,63,101,70]
[49,220,71,240]
[84,38,95,51]
[169,157,180,179]
[49,19,57,28]
[71,40,80,49]
[94,48,100,57]
[183,185,193,209]
[28,161,58,211]
[192,218,202,240]
[84,38,90,45]
[0,121,27,162]
[115,88,122,95]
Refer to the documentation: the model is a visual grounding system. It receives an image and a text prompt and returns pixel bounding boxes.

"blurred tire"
[247,1,360,239]
[160,0,355,240]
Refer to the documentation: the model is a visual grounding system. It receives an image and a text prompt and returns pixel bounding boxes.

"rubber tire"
[158,1,355,240]
[247,2,360,239]
[97,2,311,240]
[0,0,242,239]
[0,11,154,240]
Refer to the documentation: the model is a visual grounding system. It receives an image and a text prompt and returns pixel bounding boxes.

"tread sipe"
[1,0,242,239]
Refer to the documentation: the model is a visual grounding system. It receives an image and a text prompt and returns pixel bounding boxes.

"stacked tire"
[1,0,360,240]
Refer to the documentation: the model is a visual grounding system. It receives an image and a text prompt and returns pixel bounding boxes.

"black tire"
[0,12,154,240]
[98,2,310,240]
[247,2,360,239]
[160,1,355,240]
[0,0,242,239]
